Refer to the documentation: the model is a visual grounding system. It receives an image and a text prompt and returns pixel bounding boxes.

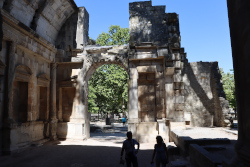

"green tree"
[88,25,130,115]
[220,68,236,110]
[88,64,128,114]
[96,25,129,46]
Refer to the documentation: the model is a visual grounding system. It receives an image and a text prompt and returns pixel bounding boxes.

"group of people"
[120,131,169,167]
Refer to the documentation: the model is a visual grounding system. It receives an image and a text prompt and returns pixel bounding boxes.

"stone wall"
[1,0,78,44]
[129,1,168,46]
[0,0,80,153]
[183,62,229,127]
[56,7,89,55]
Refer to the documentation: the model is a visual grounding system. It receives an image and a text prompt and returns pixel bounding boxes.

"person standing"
[151,136,169,167]
[122,116,126,126]
[120,131,140,167]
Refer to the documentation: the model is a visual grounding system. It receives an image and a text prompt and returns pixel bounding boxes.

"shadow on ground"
[0,140,154,167]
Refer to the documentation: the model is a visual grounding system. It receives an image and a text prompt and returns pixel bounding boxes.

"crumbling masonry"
[0,0,230,154]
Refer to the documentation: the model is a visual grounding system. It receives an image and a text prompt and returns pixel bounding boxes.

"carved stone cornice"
[37,73,50,87]
[14,64,32,82]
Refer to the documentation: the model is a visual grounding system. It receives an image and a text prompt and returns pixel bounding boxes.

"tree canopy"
[88,25,129,115]
[96,25,129,46]
[88,64,128,114]
[220,68,236,110]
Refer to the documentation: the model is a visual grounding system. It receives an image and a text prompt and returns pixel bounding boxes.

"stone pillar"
[49,63,57,140]
[2,41,16,154]
[165,76,174,118]
[157,119,169,142]
[227,0,250,166]
[58,88,63,122]
[128,78,139,136]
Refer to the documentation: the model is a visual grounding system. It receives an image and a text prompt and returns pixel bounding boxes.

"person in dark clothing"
[151,136,169,167]
[120,131,140,167]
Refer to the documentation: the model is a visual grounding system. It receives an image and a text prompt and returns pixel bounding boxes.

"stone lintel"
[84,45,113,54]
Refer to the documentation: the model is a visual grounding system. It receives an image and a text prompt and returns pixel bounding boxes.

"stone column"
[165,75,174,118]
[157,119,169,142]
[227,0,250,166]
[49,63,57,140]
[3,41,16,154]
[58,88,63,122]
[128,78,139,136]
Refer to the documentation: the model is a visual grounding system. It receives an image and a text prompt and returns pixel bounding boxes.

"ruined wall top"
[129,1,180,48]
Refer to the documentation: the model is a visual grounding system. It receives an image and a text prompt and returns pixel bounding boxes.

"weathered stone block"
[166,61,174,67]
[147,73,155,80]
[174,82,184,89]
[148,85,155,93]
[156,65,163,72]
[174,61,181,68]
[175,96,184,103]
[156,105,164,111]
[147,95,155,103]
[137,65,156,73]
[156,98,165,105]
[139,60,151,66]
[156,72,164,78]
[175,103,184,111]
[139,73,147,79]
[175,53,181,60]
[165,54,175,61]
[157,49,168,57]
[165,67,175,75]
[174,73,183,82]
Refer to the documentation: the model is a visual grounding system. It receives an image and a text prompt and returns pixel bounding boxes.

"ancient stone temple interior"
[0,0,249,166]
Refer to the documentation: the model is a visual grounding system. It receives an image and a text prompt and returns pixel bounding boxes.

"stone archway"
[57,45,129,140]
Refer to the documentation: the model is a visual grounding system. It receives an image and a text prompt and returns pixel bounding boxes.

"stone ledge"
[190,144,225,167]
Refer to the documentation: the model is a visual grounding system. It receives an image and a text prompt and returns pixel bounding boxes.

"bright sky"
[74,0,233,73]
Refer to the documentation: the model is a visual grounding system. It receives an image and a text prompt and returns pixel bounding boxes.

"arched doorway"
[56,45,129,140]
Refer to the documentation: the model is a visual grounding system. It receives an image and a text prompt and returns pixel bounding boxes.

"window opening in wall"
[39,87,47,121]
[12,81,28,123]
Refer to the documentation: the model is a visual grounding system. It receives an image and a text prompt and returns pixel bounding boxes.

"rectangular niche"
[39,87,47,121]
[138,72,156,122]
[12,81,28,123]
[62,88,76,122]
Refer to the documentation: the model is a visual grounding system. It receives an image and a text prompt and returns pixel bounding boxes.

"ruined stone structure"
[0,0,231,154]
